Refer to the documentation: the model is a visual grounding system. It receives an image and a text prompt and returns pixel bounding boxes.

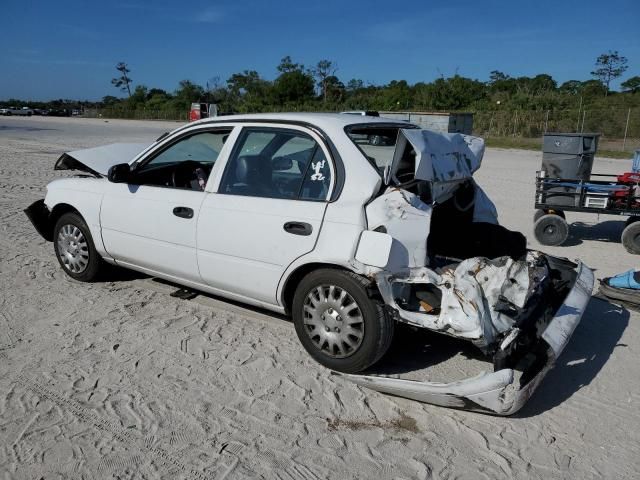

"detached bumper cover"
[336,261,594,415]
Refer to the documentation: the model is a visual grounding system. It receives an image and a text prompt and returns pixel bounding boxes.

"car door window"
[134,130,231,190]
[219,128,331,200]
[145,131,228,167]
[238,131,276,156]
[299,147,330,201]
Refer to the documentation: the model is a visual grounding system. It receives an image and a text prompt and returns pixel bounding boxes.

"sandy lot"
[0,116,638,479]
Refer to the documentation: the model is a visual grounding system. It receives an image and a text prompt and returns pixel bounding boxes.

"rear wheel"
[533,214,569,246]
[622,221,640,254]
[53,212,104,281]
[292,269,394,373]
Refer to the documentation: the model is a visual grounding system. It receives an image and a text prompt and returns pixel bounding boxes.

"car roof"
[192,112,408,132]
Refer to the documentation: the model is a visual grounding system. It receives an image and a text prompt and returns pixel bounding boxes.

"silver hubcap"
[302,285,364,358]
[57,224,89,273]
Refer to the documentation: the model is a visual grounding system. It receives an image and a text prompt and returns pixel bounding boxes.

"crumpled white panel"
[376,252,548,347]
[364,189,431,270]
[390,129,485,203]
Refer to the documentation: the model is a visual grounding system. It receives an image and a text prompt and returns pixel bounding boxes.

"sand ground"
[0,116,638,479]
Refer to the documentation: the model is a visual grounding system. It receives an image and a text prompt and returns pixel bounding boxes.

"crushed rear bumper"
[336,261,593,415]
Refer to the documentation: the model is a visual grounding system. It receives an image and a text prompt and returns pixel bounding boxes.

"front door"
[197,126,333,304]
[101,129,231,282]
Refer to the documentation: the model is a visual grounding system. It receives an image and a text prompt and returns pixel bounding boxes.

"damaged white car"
[25,113,593,415]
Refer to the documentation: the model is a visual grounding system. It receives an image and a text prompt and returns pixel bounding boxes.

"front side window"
[219,128,331,200]
[145,131,228,167]
[134,129,231,190]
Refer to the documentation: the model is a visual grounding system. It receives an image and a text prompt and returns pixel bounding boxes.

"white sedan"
[25,113,593,414]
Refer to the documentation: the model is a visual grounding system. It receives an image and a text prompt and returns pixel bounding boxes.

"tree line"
[3,51,639,116]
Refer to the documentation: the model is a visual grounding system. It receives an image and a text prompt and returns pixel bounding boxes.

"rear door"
[197,125,333,304]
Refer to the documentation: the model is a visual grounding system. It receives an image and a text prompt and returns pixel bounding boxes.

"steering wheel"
[171,160,206,189]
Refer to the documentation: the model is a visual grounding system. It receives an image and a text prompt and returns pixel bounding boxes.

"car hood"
[54,142,150,176]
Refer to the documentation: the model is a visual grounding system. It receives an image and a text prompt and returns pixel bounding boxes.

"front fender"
[26,178,109,257]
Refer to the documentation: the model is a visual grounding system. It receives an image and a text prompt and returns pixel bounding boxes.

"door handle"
[173,206,194,219]
[283,221,313,236]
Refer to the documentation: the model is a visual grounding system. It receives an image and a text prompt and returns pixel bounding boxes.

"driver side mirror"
[107,163,131,183]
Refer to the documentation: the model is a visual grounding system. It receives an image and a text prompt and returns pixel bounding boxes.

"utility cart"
[533,133,640,254]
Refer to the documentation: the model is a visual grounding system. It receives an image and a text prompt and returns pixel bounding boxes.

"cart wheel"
[534,214,569,246]
[625,216,640,227]
[622,221,640,254]
[533,209,566,223]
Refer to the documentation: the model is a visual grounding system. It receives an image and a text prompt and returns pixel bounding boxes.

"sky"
[1,0,638,100]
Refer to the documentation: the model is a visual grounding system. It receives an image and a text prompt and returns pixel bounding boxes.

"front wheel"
[292,269,394,373]
[53,212,104,281]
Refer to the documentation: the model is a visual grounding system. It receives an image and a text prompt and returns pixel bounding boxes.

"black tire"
[533,209,565,223]
[53,212,104,281]
[533,214,569,246]
[622,221,640,254]
[625,216,640,227]
[292,269,394,373]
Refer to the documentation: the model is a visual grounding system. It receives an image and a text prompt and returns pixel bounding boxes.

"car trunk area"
[360,128,580,358]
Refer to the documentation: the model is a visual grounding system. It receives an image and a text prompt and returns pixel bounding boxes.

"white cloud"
[194,7,224,24]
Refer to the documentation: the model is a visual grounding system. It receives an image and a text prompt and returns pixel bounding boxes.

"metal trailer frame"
[534,170,640,217]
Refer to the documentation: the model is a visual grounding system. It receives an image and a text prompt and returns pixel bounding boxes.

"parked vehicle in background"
[340,110,380,117]
[189,103,218,122]
[1,107,34,116]
[33,109,49,116]
[48,108,71,117]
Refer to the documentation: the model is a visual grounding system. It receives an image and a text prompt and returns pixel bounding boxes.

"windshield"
[345,124,416,174]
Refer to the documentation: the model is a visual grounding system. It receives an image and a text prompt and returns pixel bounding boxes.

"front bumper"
[24,199,53,241]
[336,261,594,415]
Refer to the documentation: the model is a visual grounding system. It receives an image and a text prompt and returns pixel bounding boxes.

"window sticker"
[310,160,326,181]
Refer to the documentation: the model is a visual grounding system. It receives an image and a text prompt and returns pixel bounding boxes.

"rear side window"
[345,124,417,174]
[345,127,400,173]
[299,147,330,201]
[219,128,331,201]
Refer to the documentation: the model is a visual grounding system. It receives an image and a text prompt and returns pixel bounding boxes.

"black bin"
[541,133,600,206]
